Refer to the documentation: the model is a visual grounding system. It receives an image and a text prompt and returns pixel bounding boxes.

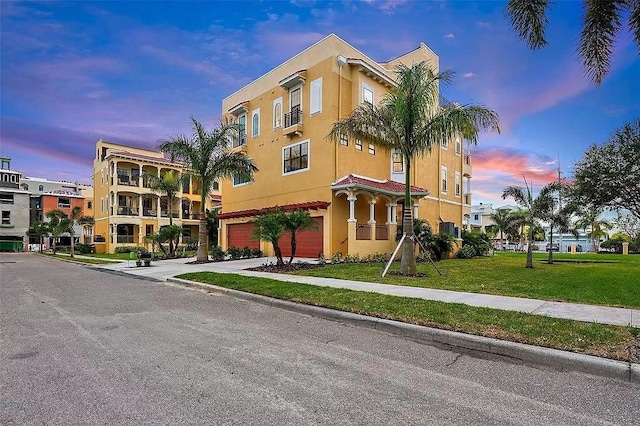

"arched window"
[23,184,29,190]
[39,185,44,191]
[252,110,260,137]
[274,101,282,128]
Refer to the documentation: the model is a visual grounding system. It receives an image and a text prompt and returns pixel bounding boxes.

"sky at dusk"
[1,0,638,205]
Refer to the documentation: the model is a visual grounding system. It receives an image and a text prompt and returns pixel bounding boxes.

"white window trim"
[355,139,362,151]
[232,175,251,188]
[273,97,283,129]
[362,83,374,105]
[251,108,260,138]
[310,77,322,115]
[455,171,461,197]
[441,137,448,150]
[391,150,404,174]
[455,135,462,155]
[282,139,310,176]
[441,166,448,194]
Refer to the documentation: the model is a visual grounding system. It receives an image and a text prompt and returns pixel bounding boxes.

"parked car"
[546,243,559,252]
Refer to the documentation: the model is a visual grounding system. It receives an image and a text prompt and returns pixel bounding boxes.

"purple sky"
[1,0,638,205]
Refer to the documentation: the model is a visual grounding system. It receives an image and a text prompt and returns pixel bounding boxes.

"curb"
[167,277,639,384]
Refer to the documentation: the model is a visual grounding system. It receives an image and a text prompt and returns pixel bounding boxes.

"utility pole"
[558,154,563,253]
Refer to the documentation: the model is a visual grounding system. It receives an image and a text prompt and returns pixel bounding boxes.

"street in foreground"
[1,253,639,425]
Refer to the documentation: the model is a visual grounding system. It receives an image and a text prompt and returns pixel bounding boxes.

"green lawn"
[293,252,640,308]
[41,253,118,265]
[177,272,639,362]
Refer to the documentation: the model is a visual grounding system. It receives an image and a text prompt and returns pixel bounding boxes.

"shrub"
[461,230,491,257]
[115,246,148,254]
[227,245,242,260]
[456,244,477,259]
[361,252,391,263]
[344,253,361,263]
[241,246,252,259]
[251,248,263,258]
[75,243,94,254]
[210,245,226,262]
[330,252,343,264]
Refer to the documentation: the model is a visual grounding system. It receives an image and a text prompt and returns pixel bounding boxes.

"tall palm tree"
[505,0,640,85]
[159,117,258,263]
[489,208,515,250]
[502,178,556,268]
[329,62,500,275]
[145,170,184,257]
[283,210,317,264]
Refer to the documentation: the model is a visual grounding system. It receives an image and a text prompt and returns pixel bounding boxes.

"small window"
[252,109,260,137]
[310,77,322,114]
[441,166,448,193]
[23,184,29,190]
[38,185,44,192]
[441,138,448,149]
[455,136,462,155]
[283,141,309,175]
[392,152,403,172]
[1,211,10,225]
[146,224,154,235]
[0,193,14,204]
[58,197,71,208]
[339,134,348,146]
[87,201,93,210]
[363,85,374,105]
[474,214,479,221]
[235,114,247,147]
[273,98,282,128]
[101,171,104,186]
[368,144,376,155]
[455,172,461,197]
[212,181,219,191]
[101,198,104,213]
[233,174,251,186]
[355,139,362,151]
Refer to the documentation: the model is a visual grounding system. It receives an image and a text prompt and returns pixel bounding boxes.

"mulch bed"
[247,262,324,273]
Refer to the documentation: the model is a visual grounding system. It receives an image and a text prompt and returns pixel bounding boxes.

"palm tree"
[505,0,640,85]
[145,170,184,257]
[502,178,556,268]
[159,117,258,263]
[29,221,50,253]
[329,62,500,275]
[575,206,612,252]
[283,210,317,264]
[67,206,84,258]
[45,209,73,254]
[252,211,286,266]
[537,182,576,264]
[489,208,515,250]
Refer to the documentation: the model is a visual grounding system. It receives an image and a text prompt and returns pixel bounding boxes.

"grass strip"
[178,272,638,363]
[40,253,118,265]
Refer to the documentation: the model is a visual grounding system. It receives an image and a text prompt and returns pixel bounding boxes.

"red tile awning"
[217,200,330,220]
[331,174,428,197]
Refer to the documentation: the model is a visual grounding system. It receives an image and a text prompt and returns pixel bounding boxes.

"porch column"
[112,192,118,216]
[387,203,398,242]
[347,195,357,222]
[157,196,161,219]
[368,199,376,241]
[138,195,143,217]
[139,165,143,188]
[413,200,419,219]
[112,161,118,185]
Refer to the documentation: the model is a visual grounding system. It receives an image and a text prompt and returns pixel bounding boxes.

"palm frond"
[506,0,551,49]
[502,186,531,208]
[630,0,640,54]
[579,0,625,85]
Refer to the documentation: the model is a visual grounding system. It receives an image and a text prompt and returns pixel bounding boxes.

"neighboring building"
[92,140,219,253]
[0,157,30,251]
[218,34,473,258]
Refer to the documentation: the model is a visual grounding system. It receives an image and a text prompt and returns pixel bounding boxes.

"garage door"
[280,217,323,258]
[227,223,259,249]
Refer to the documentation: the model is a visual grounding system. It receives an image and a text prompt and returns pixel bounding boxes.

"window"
[368,144,376,155]
[474,214,479,221]
[455,136,462,155]
[101,197,104,213]
[38,185,44,192]
[58,197,71,208]
[23,184,29,190]
[286,87,302,127]
[441,137,448,149]
[355,139,362,151]
[0,193,13,204]
[455,172,461,197]
[363,84,374,105]
[1,211,9,225]
[283,140,309,175]
[441,166,448,193]
[233,173,251,186]
[339,134,348,146]
[392,152,403,172]
[273,98,282,128]
[87,201,93,210]
[235,114,247,147]
[252,108,260,137]
[310,77,322,114]
[101,171,104,186]
[212,181,219,191]
[146,224,154,235]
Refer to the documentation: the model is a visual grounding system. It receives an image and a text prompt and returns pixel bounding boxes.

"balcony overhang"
[279,70,306,89]
[346,59,396,88]
[228,101,249,116]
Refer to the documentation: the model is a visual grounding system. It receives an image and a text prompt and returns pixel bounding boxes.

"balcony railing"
[143,208,156,217]
[356,224,371,240]
[160,210,180,218]
[117,235,135,244]
[284,108,303,127]
[375,224,389,241]
[232,133,247,148]
[117,206,138,216]
[118,177,139,187]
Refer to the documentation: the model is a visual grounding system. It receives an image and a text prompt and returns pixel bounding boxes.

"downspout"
[336,55,347,180]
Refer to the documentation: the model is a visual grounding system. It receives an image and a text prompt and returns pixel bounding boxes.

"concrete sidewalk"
[95,256,640,328]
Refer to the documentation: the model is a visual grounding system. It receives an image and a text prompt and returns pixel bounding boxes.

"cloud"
[476,21,492,29]
[444,33,455,39]
[463,72,476,78]
[361,0,408,13]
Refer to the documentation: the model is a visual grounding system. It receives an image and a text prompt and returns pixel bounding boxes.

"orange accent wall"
[42,195,85,216]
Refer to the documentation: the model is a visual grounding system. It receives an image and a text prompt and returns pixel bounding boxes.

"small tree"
[45,209,74,254]
[145,171,185,257]
[29,221,50,253]
[252,211,286,267]
[67,206,84,258]
[283,210,317,264]
[537,182,576,264]
[489,208,516,250]
[148,225,182,258]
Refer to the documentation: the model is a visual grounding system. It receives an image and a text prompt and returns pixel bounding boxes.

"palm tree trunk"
[70,233,75,258]
[400,158,417,275]
[547,226,553,264]
[196,212,208,263]
[273,242,284,266]
[526,225,533,268]
[289,230,297,264]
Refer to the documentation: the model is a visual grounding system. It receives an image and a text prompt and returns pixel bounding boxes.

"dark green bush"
[227,245,241,260]
[461,230,491,257]
[115,246,148,254]
[241,246,252,259]
[456,244,477,259]
[250,248,263,258]
[210,245,226,262]
[75,243,94,254]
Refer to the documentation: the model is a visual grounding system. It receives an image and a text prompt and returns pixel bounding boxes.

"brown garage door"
[280,217,323,258]
[227,223,259,249]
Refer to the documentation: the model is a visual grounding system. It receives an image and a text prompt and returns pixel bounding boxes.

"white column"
[413,200,419,219]
[157,196,161,219]
[139,165,143,188]
[368,199,376,224]
[138,195,142,217]
[347,195,357,222]
[389,203,397,224]
[386,204,392,225]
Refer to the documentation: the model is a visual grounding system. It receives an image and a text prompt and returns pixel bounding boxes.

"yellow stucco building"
[92,140,220,253]
[217,34,473,258]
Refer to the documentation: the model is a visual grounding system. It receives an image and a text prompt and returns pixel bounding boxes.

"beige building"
[92,140,220,253]
[218,34,473,258]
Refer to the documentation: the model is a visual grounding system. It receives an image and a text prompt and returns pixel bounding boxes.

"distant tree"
[145,170,185,257]
[66,206,84,258]
[29,221,50,253]
[502,178,556,268]
[45,209,73,254]
[328,62,500,275]
[572,119,640,219]
[252,211,286,267]
[159,117,258,263]
[283,210,317,264]
[489,208,516,250]
[537,182,577,264]
[575,206,613,252]
[506,0,640,85]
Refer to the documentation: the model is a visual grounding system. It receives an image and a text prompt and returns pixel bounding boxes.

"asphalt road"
[1,253,639,425]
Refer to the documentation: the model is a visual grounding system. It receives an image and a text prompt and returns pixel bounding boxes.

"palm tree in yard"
[537,182,577,264]
[490,208,515,250]
[283,210,317,264]
[502,178,556,268]
[145,170,184,257]
[67,206,84,257]
[329,62,500,275]
[575,206,612,252]
[252,211,286,267]
[159,117,258,263]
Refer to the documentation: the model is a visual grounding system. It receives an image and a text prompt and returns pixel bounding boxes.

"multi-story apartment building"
[0,157,30,251]
[92,140,219,253]
[218,34,473,258]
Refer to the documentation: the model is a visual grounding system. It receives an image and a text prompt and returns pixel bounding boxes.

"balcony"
[118,177,139,187]
[232,133,247,148]
[143,208,156,217]
[463,154,472,177]
[161,210,180,218]
[283,109,303,137]
[117,235,135,244]
[463,193,472,205]
[117,206,139,216]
